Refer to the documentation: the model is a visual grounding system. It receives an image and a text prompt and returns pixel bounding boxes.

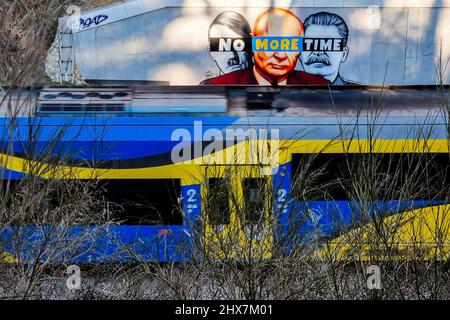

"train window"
[206,178,231,225]
[99,179,182,225]
[292,153,450,201]
[292,153,350,200]
[1,178,17,191]
[0,179,19,204]
[38,103,125,113]
[243,178,267,224]
[380,153,450,200]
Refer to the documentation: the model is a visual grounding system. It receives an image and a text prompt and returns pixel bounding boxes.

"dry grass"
[0,0,122,86]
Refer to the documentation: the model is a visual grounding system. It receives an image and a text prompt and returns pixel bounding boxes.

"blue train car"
[1,86,449,263]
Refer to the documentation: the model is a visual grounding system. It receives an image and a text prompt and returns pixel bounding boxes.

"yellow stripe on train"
[0,251,19,263]
[1,139,448,180]
[315,204,450,261]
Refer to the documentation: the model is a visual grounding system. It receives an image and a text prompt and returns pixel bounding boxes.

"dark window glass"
[292,153,450,201]
[292,153,351,200]
[207,178,230,225]
[99,179,182,225]
[0,178,18,200]
[243,178,267,224]
[38,105,63,112]
[38,104,125,113]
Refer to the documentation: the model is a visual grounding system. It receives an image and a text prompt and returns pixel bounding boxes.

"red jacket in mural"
[202,69,330,85]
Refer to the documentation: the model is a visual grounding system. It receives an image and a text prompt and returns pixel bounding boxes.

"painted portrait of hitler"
[207,11,252,75]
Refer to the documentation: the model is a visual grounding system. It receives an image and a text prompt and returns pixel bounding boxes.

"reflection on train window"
[292,153,450,201]
[243,178,266,224]
[207,178,230,225]
[99,179,182,225]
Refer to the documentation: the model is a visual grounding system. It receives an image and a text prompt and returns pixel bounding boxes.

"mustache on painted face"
[227,52,248,70]
[304,54,331,66]
[228,56,240,66]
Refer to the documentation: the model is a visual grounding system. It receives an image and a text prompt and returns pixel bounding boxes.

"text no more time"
[211,36,345,52]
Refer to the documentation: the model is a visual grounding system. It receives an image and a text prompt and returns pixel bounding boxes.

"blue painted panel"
[280,200,447,245]
[0,225,193,263]
[272,162,293,249]
[6,141,179,161]
[0,168,25,180]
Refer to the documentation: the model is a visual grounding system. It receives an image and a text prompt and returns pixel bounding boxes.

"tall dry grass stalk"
[0,0,121,300]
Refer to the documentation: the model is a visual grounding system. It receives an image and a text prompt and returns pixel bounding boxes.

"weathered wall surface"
[48,0,450,85]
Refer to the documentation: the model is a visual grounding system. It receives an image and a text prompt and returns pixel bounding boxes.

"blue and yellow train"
[1,86,449,263]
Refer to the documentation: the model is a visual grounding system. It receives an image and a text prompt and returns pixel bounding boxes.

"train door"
[98,179,200,262]
[203,166,273,259]
[240,175,273,258]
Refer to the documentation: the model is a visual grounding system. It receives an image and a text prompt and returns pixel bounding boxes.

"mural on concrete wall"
[52,4,449,86]
[202,8,358,86]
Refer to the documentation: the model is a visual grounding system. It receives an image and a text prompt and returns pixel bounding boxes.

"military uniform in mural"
[203,68,329,85]
[206,11,252,76]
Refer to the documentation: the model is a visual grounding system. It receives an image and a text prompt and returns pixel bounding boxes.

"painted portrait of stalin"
[203,8,329,86]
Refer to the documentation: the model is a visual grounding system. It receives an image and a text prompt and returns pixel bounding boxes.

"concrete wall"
[49,0,450,85]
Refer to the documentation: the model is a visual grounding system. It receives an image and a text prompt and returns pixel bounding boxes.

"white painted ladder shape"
[57,23,75,84]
